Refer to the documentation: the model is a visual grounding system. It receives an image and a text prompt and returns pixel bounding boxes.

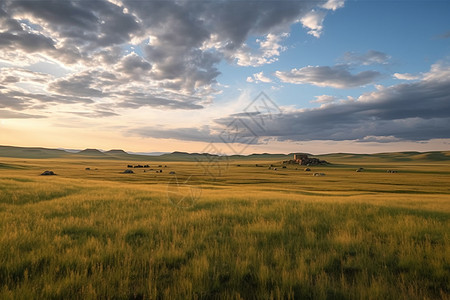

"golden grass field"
[0,155,449,299]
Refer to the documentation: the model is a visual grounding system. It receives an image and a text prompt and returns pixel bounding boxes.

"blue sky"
[1,0,449,154]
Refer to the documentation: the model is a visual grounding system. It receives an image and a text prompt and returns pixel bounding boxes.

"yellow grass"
[0,157,449,299]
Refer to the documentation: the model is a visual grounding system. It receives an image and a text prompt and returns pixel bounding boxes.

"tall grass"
[0,158,449,299]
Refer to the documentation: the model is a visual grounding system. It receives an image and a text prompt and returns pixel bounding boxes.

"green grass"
[0,157,449,299]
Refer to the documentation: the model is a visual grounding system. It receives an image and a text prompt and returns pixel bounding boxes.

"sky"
[0,0,449,155]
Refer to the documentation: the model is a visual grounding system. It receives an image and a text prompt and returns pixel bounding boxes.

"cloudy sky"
[1,0,449,154]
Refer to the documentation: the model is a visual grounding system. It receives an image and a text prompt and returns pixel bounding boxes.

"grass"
[0,157,449,299]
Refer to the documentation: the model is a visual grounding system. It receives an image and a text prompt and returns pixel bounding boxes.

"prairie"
[0,155,449,299]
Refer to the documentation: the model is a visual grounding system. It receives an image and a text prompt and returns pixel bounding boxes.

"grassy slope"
[0,155,449,299]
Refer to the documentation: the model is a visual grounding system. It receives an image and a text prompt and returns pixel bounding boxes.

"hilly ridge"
[0,145,449,162]
[77,149,106,156]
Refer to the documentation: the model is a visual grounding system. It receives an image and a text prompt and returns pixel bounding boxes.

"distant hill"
[0,146,69,159]
[0,145,449,162]
[157,151,221,161]
[105,149,128,155]
[104,149,131,158]
[77,148,106,156]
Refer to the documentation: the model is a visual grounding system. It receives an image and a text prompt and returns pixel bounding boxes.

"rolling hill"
[0,145,449,162]
[0,146,69,159]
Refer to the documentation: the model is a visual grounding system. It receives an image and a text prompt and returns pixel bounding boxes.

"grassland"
[0,154,449,299]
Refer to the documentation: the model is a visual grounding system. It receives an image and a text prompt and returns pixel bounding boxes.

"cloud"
[49,71,106,98]
[393,73,420,80]
[422,61,450,82]
[341,50,390,65]
[322,0,345,11]
[116,52,152,80]
[310,95,338,104]
[67,110,119,118]
[275,65,380,88]
[45,68,208,110]
[117,91,204,110]
[0,109,45,119]
[0,91,31,110]
[247,71,272,83]
[0,67,52,84]
[0,67,101,112]
[300,10,326,38]
[231,33,289,67]
[7,0,140,51]
[1,89,94,107]
[0,31,56,53]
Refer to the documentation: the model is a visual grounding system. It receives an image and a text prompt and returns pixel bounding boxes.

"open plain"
[0,152,449,299]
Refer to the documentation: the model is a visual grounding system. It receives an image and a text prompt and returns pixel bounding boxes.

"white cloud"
[393,73,420,80]
[322,0,345,11]
[310,95,337,104]
[300,10,326,38]
[232,33,289,67]
[258,33,288,60]
[248,71,272,83]
[422,61,450,82]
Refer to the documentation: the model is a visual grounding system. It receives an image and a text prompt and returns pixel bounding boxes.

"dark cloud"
[0,91,30,110]
[1,75,19,84]
[116,53,152,80]
[8,0,140,49]
[275,65,380,88]
[49,71,107,98]
[0,8,22,32]
[0,6,57,55]
[8,0,97,30]
[117,91,204,110]
[341,50,390,65]
[0,89,94,110]
[46,67,206,110]
[204,1,311,46]
[67,110,119,118]
[0,67,52,84]
[0,68,101,114]
[0,30,56,53]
